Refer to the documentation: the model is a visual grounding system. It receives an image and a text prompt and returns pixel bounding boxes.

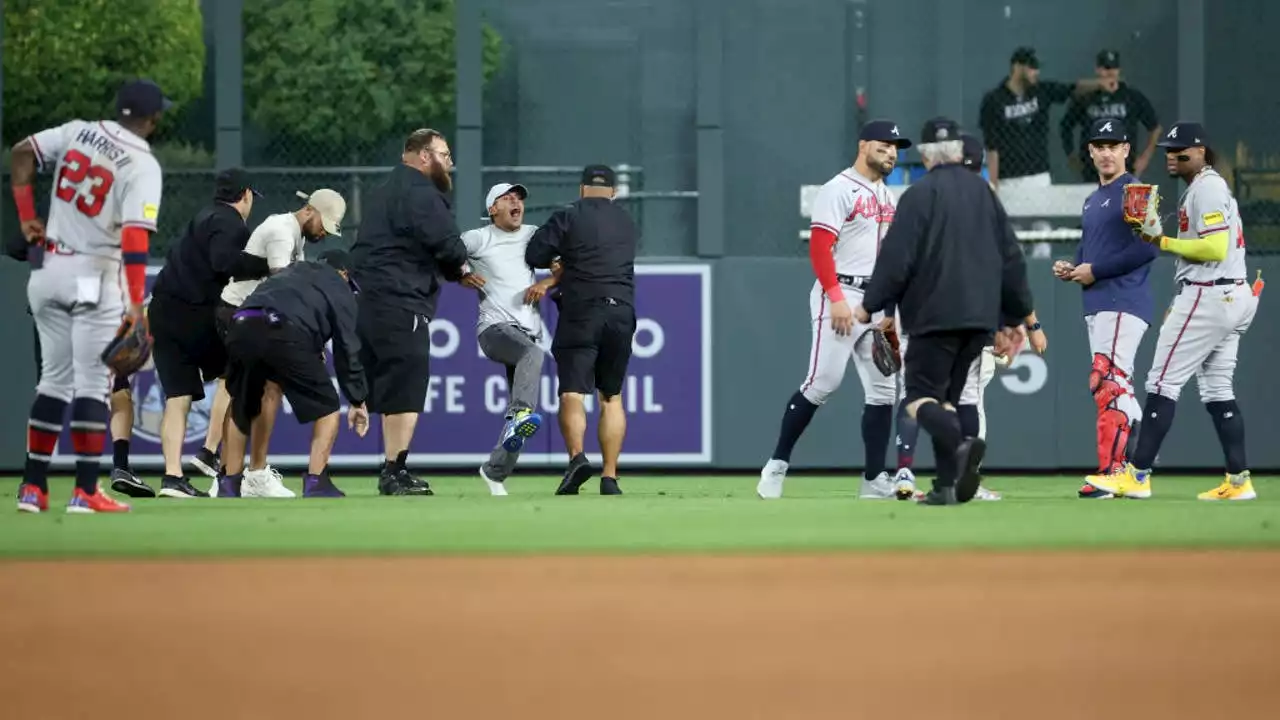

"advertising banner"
[53,264,712,469]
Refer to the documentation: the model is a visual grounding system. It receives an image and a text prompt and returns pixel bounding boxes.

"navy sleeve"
[327,284,367,406]
[1091,235,1159,280]
[526,206,573,269]
[863,186,928,313]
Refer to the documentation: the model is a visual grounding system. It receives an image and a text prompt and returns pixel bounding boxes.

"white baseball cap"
[296,189,347,236]
[485,183,528,211]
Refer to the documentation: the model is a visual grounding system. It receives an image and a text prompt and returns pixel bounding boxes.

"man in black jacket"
[144,168,268,499]
[217,251,369,499]
[349,128,470,496]
[857,117,1035,505]
[525,165,638,496]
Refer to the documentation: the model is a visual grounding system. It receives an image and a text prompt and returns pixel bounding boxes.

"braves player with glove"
[1051,118,1159,498]
[13,80,169,514]
[758,120,914,500]
[1093,121,1261,501]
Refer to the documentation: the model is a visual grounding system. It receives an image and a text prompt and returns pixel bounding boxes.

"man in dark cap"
[855,117,1035,506]
[525,164,639,496]
[1060,50,1161,182]
[217,250,370,499]
[757,119,916,501]
[139,168,268,499]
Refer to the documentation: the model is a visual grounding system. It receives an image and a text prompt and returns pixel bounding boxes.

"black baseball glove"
[101,314,152,377]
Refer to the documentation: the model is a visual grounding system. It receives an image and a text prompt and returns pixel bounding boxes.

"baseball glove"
[862,326,902,377]
[101,314,152,377]
[1122,183,1163,240]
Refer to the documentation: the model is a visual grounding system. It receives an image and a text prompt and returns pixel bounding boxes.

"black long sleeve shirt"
[862,164,1033,336]
[151,203,269,306]
[241,261,367,406]
[525,197,637,308]
[349,164,469,319]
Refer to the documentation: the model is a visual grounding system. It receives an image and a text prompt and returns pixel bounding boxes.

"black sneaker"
[954,438,987,504]
[158,475,209,499]
[378,464,433,496]
[917,487,959,505]
[189,447,220,479]
[555,454,594,496]
[600,476,623,496]
[109,467,156,498]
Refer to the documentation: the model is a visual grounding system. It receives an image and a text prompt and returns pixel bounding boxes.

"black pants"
[148,295,227,401]
[224,313,338,434]
[903,329,991,406]
[357,300,431,415]
[552,298,636,397]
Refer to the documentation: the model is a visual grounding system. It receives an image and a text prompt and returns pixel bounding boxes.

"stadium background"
[2,0,1278,473]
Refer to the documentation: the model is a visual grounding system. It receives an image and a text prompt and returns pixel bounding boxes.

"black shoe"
[158,475,209,499]
[189,447,220,479]
[109,467,156,498]
[378,465,433,496]
[954,438,987,504]
[555,454,593,495]
[600,476,623,495]
[917,487,959,505]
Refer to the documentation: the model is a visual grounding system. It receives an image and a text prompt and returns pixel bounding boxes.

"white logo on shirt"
[1102,198,1111,207]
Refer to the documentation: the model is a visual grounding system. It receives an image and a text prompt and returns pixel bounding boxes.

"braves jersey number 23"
[30,120,163,259]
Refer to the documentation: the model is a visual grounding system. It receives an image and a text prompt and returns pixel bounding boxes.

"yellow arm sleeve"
[1159,231,1229,263]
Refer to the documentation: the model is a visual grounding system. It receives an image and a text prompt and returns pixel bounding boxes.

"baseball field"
[3,473,1279,718]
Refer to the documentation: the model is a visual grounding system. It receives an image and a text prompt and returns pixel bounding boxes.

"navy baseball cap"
[1157,121,1211,150]
[1010,46,1040,69]
[960,134,984,170]
[319,250,360,293]
[117,79,172,118]
[1087,117,1129,143]
[919,117,961,144]
[581,164,616,187]
[215,168,263,201]
[1096,49,1121,69]
[859,119,912,149]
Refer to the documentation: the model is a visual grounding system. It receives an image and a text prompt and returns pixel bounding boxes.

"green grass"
[1,475,1278,559]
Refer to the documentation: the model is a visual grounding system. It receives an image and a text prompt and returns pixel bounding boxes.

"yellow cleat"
[1089,464,1152,499]
[1197,472,1258,501]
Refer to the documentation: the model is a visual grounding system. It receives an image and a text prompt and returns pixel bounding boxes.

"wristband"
[824,285,845,304]
[1025,321,1042,331]
[13,185,37,222]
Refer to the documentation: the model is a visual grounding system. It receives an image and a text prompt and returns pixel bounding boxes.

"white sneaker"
[974,485,1002,501]
[242,466,296,498]
[757,459,788,499]
[859,471,896,499]
[892,468,917,499]
[479,466,508,497]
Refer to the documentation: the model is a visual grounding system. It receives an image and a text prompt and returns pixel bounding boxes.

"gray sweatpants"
[478,323,546,480]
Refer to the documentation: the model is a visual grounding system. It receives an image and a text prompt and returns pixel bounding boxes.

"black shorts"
[214,301,238,341]
[552,299,636,397]
[224,312,338,433]
[903,329,991,407]
[357,300,430,415]
[148,295,227,401]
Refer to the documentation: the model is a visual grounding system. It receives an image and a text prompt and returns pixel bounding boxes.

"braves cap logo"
[1168,127,1178,138]
[936,127,949,140]
[1100,121,1113,132]
[891,125,899,136]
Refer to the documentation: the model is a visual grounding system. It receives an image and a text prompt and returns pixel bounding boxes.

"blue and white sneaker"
[501,409,543,453]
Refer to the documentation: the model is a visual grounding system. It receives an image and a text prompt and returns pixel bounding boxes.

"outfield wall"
[0,255,1275,473]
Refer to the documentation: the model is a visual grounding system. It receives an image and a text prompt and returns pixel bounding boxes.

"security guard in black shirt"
[858,118,1035,506]
[142,168,269,499]
[219,251,369,499]
[348,128,469,496]
[525,164,638,496]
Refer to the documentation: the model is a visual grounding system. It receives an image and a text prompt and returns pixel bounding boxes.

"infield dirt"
[2,551,1277,718]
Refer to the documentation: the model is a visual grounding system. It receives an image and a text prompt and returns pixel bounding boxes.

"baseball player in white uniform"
[210,189,347,498]
[758,120,913,499]
[14,79,170,514]
[1094,121,1261,501]
[458,183,559,496]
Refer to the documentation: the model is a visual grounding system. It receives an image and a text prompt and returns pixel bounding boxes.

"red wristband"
[13,185,36,222]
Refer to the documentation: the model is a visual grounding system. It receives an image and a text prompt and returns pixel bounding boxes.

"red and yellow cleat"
[16,484,49,513]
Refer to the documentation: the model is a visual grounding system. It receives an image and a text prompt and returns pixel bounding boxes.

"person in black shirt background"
[218,251,369,499]
[1060,49,1161,182]
[525,164,638,496]
[142,168,267,499]
[979,46,1113,190]
[349,128,469,496]
[856,118,1035,506]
